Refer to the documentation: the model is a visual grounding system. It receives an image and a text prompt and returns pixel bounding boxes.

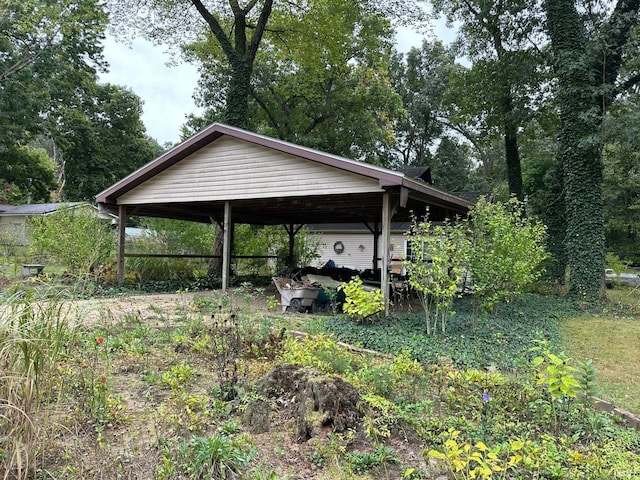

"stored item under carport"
[272,277,320,313]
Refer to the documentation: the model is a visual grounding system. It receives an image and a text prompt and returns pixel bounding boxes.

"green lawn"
[562,289,640,414]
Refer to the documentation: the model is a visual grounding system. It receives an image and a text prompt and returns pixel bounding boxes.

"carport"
[96,123,473,312]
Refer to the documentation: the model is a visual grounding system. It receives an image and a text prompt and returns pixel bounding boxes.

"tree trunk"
[545,0,605,299]
[224,61,252,129]
[544,157,567,283]
[502,87,523,202]
[209,223,224,276]
[209,62,252,276]
[190,0,274,278]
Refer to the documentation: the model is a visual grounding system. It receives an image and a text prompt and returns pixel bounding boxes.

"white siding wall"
[311,232,406,271]
[119,137,382,204]
[0,216,27,245]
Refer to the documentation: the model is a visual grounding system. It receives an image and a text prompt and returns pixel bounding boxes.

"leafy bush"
[466,197,548,314]
[280,334,361,375]
[605,251,628,273]
[405,216,469,335]
[29,206,115,278]
[338,276,384,321]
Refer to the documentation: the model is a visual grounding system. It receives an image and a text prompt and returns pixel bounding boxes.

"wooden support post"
[381,192,391,316]
[222,202,232,291]
[372,220,379,272]
[283,224,304,268]
[117,205,127,285]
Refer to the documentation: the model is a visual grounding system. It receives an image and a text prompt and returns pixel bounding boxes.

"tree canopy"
[50,83,163,201]
[0,0,162,203]
[3,0,640,298]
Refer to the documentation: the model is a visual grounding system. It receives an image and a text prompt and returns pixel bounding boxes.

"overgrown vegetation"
[319,293,573,369]
[126,217,215,282]
[29,207,115,279]
[0,286,639,478]
[466,197,548,315]
[0,290,75,477]
[338,276,385,322]
[405,215,469,335]
[403,198,548,336]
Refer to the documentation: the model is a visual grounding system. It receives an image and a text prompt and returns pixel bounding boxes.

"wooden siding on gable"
[118,137,382,204]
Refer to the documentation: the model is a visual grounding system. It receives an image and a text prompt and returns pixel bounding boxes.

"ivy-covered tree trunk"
[544,158,567,282]
[545,0,640,299]
[224,60,253,129]
[546,0,604,298]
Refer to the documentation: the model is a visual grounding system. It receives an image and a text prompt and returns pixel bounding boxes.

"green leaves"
[404,197,548,334]
[52,84,162,201]
[532,349,581,399]
[467,197,548,314]
[28,206,115,278]
[339,276,385,321]
[405,214,470,335]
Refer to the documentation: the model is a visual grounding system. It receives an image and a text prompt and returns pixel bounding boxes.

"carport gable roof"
[96,123,473,224]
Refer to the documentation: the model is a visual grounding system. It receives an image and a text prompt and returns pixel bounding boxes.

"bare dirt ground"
[43,289,431,479]
[68,287,277,326]
[70,292,199,325]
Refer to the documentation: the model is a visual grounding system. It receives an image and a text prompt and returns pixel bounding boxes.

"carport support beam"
[381,192,391,316]
[284,224,304,268]
[222,202,232,291]
[117,205,127,285]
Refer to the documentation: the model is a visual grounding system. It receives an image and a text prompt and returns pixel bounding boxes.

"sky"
[99,23,456,146]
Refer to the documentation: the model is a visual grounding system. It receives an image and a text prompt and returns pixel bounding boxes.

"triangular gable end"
[118,136,382,205]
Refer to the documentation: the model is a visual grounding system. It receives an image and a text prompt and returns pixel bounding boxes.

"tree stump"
[256,364,362,442]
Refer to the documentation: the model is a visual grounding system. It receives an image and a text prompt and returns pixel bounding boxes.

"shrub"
[280,334,360,375]
[338,276,384,321]
[466,197,548,315]
[29,207,115,279]
[405,216,470,335]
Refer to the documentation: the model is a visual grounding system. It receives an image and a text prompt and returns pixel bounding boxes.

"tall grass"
[0,290,74,479]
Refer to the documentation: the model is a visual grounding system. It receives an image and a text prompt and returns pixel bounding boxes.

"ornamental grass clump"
[0,290,74,479]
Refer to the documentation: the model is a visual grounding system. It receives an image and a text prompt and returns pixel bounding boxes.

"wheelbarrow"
[272,277,320,313]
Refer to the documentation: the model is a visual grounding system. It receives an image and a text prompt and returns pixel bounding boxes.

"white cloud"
[100,36,202,146]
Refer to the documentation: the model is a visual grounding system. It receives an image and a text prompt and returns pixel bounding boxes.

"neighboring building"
[308,223,409,272]
[304,169,481,272]
[0,202,115,245]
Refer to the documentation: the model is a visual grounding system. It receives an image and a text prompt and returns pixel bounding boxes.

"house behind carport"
[96,123,473,311]
[0,202,114,246]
